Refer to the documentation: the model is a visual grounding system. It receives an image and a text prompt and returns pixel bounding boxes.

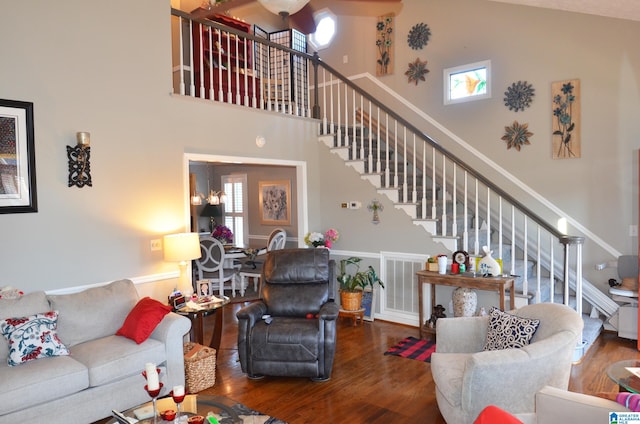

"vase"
[452,287,477,317]
[372,210,380,224]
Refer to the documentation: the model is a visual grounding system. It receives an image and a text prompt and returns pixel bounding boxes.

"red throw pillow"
[474,405,523,424]
[116,297,172,344]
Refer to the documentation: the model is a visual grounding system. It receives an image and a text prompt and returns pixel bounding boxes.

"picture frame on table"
[0,99,37,214]
[197,280,212,297]
[259,180,291,225]
[362,288,375,322]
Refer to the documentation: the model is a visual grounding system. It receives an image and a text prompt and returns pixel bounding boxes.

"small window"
[444,60,491,105]
[309,9,336,50]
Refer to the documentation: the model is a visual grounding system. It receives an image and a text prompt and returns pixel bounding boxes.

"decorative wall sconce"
[368,199,384,225]
[67,132,92,188]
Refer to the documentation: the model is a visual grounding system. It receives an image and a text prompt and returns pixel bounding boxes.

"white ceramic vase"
[452,287,478,317]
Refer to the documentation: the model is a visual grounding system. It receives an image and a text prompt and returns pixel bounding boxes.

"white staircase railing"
[170,7,619,322]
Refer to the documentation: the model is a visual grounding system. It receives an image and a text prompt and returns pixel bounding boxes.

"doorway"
[183,153,307,248]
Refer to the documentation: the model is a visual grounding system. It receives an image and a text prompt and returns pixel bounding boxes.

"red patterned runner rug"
[384,336,436,363]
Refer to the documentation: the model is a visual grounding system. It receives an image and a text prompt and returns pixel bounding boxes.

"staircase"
[317,113,606,361]
[170,8,622,360]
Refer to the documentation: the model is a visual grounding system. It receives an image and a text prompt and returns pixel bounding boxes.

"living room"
[0,0,639,422]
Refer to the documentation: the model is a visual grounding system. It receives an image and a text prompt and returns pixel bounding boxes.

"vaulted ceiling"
[490,0,640,22]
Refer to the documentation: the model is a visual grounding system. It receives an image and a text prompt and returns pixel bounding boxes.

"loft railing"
[170,8,589,313]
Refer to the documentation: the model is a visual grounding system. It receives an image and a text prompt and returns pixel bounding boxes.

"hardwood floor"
[197,302,640,423]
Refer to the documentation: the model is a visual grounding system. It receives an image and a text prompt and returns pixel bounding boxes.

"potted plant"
[337,257,384,311]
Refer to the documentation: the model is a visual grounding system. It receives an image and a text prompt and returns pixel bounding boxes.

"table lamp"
[163,232,202,295]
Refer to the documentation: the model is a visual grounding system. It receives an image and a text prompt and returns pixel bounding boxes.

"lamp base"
[178,262,193,296]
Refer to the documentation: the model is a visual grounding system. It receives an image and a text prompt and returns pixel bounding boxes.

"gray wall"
[0,0,638,294]
[315,0,640,272]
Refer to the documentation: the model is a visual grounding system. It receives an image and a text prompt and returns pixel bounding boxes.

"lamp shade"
[200,203,221,218]
[257,0,309,16]
[163,233,201,262]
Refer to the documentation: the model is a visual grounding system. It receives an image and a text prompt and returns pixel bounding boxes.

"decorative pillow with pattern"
[0,311,70,366]
[483,307,540,351]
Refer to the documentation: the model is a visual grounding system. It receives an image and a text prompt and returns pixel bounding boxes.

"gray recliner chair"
[236,248,339,381]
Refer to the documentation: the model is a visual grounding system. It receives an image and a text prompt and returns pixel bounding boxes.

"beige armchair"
[430,303,583,424]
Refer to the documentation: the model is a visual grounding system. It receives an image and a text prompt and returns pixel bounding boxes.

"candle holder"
[171,389,187,423]
[144,382,163,424]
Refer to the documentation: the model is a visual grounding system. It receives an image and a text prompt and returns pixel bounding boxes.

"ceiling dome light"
[257,0,310,17]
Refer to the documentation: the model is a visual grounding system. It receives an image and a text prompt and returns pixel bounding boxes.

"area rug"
[384,336,436,363]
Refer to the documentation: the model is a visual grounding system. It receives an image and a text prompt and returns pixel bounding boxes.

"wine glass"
[144,382,163,424]
[171,387,186,423]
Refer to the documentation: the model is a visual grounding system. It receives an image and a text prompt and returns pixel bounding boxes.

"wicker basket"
[183,342,216,393]
[340,291,363,311]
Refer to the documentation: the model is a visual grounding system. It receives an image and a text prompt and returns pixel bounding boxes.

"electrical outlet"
[630,225,638,237]
[150,239,162,251]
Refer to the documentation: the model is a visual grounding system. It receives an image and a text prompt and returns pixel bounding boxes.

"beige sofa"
[0,279,191,424]
[531,386,628,424]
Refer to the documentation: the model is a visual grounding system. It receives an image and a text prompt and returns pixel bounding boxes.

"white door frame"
[183,153,308,247]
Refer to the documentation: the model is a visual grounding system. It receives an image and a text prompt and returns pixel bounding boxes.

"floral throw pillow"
[0,311,70,366]
[483,307,540,351]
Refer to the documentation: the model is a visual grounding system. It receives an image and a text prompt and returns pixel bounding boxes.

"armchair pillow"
[116,297,172,344]
[1,310,69,366]
[483,307,540,351]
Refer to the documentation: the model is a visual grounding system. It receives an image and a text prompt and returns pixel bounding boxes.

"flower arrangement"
[304,228,340,248]
[211,225,233,244]
[368,199,384,224]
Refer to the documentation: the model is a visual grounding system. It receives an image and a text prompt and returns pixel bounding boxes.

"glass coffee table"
[606,359,640,393]
[108,394,241,424]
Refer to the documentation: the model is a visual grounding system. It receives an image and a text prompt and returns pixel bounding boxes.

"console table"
[416,270,515,340]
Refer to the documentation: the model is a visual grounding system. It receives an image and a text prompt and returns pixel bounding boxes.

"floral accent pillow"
[483,307,540,351]
[0,311,70,366]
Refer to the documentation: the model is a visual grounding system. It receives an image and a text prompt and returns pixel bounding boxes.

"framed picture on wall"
[259,180,291,225]
[362,289,375,322]
[0,99,37,214]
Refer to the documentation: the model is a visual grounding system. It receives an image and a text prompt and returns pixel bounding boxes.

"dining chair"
[195,236,239,297]
[239,229,287,294]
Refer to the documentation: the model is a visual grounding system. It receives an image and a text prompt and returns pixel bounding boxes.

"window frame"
[443,60,491,105]
[308,8,337,50]
[221,174,248,247]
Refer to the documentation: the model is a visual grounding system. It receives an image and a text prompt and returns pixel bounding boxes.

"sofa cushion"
[48,279,139,347]
[0,291,50,363]
[0,355,88,415]
[71,334,166,387]
[1,311,70,366]
[483,307,540,351]
[116,297,172,344]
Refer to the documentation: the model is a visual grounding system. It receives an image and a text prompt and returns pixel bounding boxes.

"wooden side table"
[339,308,365,326]
[175,297,230,357]
[416,270,515,340]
